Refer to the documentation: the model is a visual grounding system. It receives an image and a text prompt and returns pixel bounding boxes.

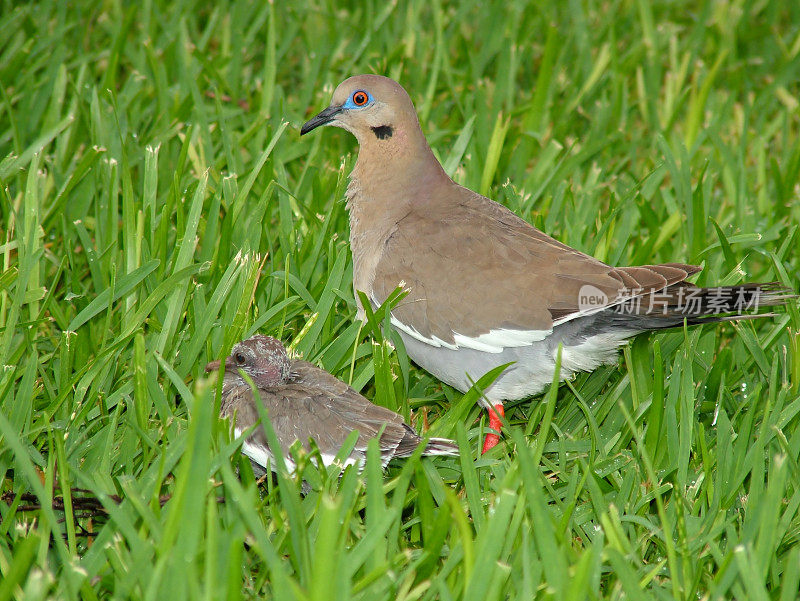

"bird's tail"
[597,282,796,332]
[422,437,460,456]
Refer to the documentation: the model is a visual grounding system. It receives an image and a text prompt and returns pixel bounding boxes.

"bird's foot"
[481,403,505,453]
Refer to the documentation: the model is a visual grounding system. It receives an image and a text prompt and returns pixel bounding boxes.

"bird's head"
[300,74,421,146]
[205,335,290,388]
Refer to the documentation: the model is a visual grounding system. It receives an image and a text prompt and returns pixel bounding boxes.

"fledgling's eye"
[352,91,369,106]
[235,352,246,365]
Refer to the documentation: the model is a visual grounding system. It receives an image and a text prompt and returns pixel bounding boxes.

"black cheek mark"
[371,125,393,140]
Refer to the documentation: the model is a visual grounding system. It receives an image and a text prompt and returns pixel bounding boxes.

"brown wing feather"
[372,188,700,342]
[282,361,411,459]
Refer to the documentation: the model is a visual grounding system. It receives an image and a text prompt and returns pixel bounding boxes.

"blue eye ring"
[344,90,372,109]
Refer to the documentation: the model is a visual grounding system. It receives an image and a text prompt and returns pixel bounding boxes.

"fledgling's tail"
[421,437,460,456]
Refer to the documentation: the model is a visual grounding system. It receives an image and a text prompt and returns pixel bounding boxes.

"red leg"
[481,403,505,453]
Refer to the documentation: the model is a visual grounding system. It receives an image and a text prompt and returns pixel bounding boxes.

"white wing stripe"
[389,315,551,353]
[236,429,365,474]
[236,429,296,474]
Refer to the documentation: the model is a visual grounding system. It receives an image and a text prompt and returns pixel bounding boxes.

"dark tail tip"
[610,281,797,326]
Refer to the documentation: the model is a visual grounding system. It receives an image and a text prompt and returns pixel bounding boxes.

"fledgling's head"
[205,335,290,388]
[301,74,422,145]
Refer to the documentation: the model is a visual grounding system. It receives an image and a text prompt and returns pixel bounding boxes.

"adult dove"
[300,74,791,452]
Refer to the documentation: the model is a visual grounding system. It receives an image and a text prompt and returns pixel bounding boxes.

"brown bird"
[205,335,459,473]
[300,74,793,453]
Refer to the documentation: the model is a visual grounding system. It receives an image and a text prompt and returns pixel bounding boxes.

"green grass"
[1,0,799,598]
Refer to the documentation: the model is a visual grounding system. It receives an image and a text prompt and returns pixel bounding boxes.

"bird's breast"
[346,177,402,317]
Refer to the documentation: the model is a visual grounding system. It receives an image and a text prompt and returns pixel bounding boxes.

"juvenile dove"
[205,335,459,473]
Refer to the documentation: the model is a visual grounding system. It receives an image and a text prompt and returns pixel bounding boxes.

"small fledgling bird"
[300,74,793,453]
[205,335,459,474]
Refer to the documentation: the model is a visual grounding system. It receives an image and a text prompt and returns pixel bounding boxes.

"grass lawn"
[2,0,800,598]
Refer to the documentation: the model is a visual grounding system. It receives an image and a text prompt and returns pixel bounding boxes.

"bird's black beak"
[300,105,342,135]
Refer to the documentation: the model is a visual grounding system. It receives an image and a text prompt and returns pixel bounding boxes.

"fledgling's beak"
[300,105,342,135]
[206,355,239,372]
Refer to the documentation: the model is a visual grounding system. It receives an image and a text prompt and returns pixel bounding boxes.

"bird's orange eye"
[352,91,369,106]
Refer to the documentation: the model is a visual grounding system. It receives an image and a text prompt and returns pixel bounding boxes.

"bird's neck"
[347,128,451,219]
[344,129,453,315]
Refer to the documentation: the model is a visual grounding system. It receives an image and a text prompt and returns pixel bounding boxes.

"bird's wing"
[371,189,698,352]
[259,361,413,463]
[218,383,288,471]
